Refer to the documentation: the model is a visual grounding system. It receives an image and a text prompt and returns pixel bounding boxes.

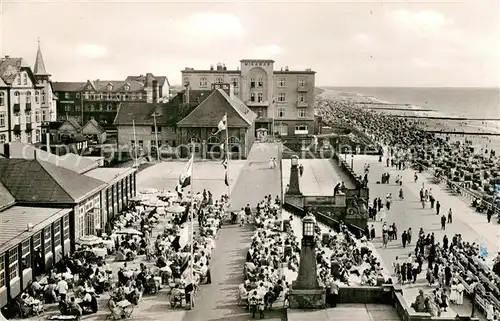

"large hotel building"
[181,59,316,136]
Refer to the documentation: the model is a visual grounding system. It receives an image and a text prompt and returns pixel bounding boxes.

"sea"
[325,87,500,119]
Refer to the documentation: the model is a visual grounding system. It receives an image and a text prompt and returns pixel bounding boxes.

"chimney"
[210,65,214,71]
[285,66,289,71]
[4,55,9,59]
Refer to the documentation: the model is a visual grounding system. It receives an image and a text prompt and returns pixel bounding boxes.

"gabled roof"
[0,158,106,204]
[113,94,196,127]
[59,118,82,131]
[0,182,15,210]
[6,142,99,174]
[85,79,144,93]
[177,89,257,128]
[0,77,7,87]
[34,41,49,75]
[52,82,86,92]
[126,74,169,87]
[82,118,106,134]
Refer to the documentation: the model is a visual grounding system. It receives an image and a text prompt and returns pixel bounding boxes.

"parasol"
[78,235,103,246]
[166,205,185,213]
[116,228,143,236]
[159,191,177,198]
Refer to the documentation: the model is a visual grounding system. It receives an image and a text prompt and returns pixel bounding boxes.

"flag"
[222,154,228,169]
[225,171,229,186]
[479,244,488,258]
[178,154,194,188]
[215,114,227,134]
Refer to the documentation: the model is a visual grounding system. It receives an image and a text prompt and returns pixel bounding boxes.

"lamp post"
[351,154,354,169]
[128,113,138,168]
[286,155,302,195]
[289,213,326,308]
[152,112,160,162]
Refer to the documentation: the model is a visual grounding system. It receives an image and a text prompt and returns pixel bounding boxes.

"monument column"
[284,155,304,209]
[289,214,326,308]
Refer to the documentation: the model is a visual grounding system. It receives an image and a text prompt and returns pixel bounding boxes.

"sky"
[0,0,499,87]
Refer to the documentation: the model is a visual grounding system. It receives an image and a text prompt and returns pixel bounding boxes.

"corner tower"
[33,39,56,122]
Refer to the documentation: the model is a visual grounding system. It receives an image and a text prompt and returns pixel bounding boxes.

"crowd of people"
[8,188,227,319]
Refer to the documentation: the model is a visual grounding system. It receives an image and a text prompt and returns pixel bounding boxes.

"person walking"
[299,164,304,177]
[329,278,339,307]
[447,208,453,224]
[436,201,441,215]
[402,230,407,248]
[441,215,446,230]
[407,228,412,245]
[486,206,493,223]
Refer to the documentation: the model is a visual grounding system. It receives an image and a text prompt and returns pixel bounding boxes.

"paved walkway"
[183,142,285,321]
[350,154,496,319]
[288,304,399,321]
[282,159,354,196]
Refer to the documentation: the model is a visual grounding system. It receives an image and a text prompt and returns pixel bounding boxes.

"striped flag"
[215,114,227,134]
[178,154,194,188]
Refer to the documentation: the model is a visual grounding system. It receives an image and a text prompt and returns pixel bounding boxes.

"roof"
[59,118,82,130]
[274,70,316,75]
[126,74,169,87]
[0,206,71,253]
[0,158,106,204]
[6,142,100,174]
[33,42,49,75]
[181,70,240,74]
[0,77,7,87]
[0,57,33,85]
[0,183,15,211]
[83,79,145,93]
[82,118,106,134]
[240,59,275,63]
[114,93,197,127]
[177,89,257,128]
[84,167,136,186]
[52,82,86,92]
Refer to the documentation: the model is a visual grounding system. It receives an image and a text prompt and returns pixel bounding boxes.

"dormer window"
[106,84,113,91]
[124,84,130,91]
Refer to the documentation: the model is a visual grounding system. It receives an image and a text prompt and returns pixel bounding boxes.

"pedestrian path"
[183,142,285,321]
[350,154,493,319]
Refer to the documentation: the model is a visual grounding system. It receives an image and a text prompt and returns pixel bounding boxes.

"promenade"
[183,142,285,321]
[350,153,498,319]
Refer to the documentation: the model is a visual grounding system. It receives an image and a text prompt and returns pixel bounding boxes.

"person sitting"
[68,297,82,316]
[411,289,427,312]
[80,290,98,314]
[170,284,183,308]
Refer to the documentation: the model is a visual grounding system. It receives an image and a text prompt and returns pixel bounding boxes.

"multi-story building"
[0,42,57,146]
[52,73,168,128]
[181,59,316,137]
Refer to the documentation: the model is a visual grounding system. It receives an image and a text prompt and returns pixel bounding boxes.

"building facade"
[53,73,168,127]
[181,59,316,137]
[0,42,57,147]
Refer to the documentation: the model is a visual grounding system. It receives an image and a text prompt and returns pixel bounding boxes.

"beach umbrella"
[116,228,143,236]
[166,205,185,213]
[78,235,103,246]
[159,191,177,198]
[139,188,158,194]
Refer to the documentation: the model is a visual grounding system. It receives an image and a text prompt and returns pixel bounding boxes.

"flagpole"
[189,144,194,309]
[225,113,230,201]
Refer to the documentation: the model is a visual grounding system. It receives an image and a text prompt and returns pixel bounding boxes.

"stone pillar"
[287,155,301,195]
[289,214,326,309]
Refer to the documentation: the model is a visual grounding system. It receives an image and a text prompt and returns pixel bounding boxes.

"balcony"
[246,100,269,107]
[297,85,308,92]
[13,103,20,113]
[25,103,31,112]
[25,123,32,132]
[297,101,308,108]
[13,124,21,134]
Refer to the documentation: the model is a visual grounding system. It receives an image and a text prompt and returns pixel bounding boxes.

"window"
[131,140,135,149]
[124,94,128,100]
[278,78,286,87]
[107,93,111,100]
[14,91,20,104]
[0,92,4,106]
[35,111,40,123]
[33,232,42,251]
[0,113,5,127]
[35,129,40,142]
[231,78,238,87]
[250,93,255,102]
[124,85,130,91]
[116,94,121,100]
[138,92,142,100]
[84,92,89,99]
[64,93,70,99]
[99,93,103,100]
[139,140,144,149]
[107,84,113,91]
[0,254,4,288]
[42,110,47,121]
[27,131,32,143]
[75,105,81,111]
[106,104,112,111]
[250,78,255,88]
[53,221,61,248]
[25,91,31,103]
[26,112,32,123]
[298,108,306,118]
[34,91,39,103]
[41,91,46,104]
[151,126,157,133]
[277,107,285,118]
[14,134,21,141]
[183,77,189,85]
[76,93,80,98]
[44,227,52,255]
[257,93,263,103]
[79,207,85,237]
[216,77,223,84]
[21,239,31,270]
[298,93,306,103]
[200,77,208,87]
[9,248,18,280]
[258,78,263,87]
[295,125,308,131]
[89,105,95,112]
[277,92,286,102]
[17,76,21,85]
[0,134,5,144]
[23,74,27,85]
[63,215,70,240]
[298,79,306,87]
